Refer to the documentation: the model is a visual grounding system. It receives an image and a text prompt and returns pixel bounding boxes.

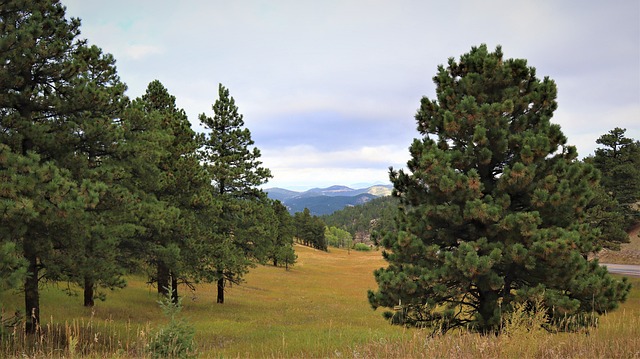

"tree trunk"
[478,289,500,334]
[84,277,95,307]
[273,258,278,267]
[171,274,179,305]
[24,250,39,334]
[216,277,225,304]
[157,261,170,296]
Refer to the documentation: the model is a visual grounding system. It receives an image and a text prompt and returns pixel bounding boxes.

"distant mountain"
[285,193,378,216]
[264,184,393,215]
[264,187,300,202]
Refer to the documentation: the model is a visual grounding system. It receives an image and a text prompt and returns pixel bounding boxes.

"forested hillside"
[322,196,398,244]
[265,184,392,215]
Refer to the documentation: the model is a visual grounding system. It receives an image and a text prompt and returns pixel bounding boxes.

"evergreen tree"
[368,45,630,334]
[0,145,81,332]
[137,80,211,304]
[583,183,630,251]
[270,200,297,268]
[590,128,640,228]
[58,48,129,307]
[0,0,127,331]
[0,242,27,292]
[198,84,272,303]
[294,208,328,251]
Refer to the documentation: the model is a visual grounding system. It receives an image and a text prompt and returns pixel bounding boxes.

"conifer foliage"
[368,45,630,334]
[1,0,127,332]
[199,84,273,304]
[1,1,295,332]
[591,128,640,227]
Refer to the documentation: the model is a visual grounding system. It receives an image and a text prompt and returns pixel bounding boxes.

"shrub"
[148,287,196,359]
[354,243,371,252]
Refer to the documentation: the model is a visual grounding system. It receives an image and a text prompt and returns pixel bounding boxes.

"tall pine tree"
[1,0,127,331]
[136,80,212,304]
[368,45,630,334]
[198,84,272,303]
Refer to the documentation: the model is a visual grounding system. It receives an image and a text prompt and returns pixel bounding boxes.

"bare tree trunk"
[216,277,225,304]
[84,277,95,307]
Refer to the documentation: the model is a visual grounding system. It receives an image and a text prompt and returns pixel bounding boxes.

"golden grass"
[1,244,639,358]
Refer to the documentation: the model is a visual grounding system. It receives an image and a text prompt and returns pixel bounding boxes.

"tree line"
[0,0,297,334]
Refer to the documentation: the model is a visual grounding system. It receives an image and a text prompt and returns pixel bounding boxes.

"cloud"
[124,44,164,60]
[62,0,640,189]
[260,144,409,190]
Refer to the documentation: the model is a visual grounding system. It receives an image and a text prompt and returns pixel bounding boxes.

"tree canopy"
[198,84,274,303]
[590,127,640,228]
[1,1,293,331]
[368,45,630,334]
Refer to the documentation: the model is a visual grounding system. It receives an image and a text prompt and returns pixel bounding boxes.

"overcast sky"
[62,0,639,190]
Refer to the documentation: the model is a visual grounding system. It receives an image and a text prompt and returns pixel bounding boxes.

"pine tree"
[1,0,127,330]
[584,183,630,251]
[294,208,328,251]
[368,45,630,334]
[269,200,296,268]
[591,128,640,227]
[198,84,272,303]
[136,80,211,304]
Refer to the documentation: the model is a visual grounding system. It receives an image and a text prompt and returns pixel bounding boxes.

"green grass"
[1,245,639,358]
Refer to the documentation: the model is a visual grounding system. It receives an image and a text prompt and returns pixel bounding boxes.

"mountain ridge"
[264,184,393,215]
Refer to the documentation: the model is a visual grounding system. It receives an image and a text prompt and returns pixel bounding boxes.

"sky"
[62,0,639,191]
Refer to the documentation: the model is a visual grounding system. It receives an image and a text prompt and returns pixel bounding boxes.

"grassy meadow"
[1,244,639,358]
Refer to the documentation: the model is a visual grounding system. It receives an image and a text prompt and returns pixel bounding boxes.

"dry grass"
[1,244,639,358]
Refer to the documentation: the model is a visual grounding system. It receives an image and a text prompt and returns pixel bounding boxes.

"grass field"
[1,244,639,358]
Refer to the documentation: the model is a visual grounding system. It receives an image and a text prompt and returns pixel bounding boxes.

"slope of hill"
[285,193,377,215]
[265,184,392,215]
[597,224,640,264]
[322,196,399,243]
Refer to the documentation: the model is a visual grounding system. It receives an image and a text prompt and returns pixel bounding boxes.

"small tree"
[368,45,630,334]
[148,283,196,359]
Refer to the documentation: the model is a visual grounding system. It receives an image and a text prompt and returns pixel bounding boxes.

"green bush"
[148,287,196,359]
[354,243,371,251]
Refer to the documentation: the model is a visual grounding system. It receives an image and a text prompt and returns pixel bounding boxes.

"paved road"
[601,263,640,277]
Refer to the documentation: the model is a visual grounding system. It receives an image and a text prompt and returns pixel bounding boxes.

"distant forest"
[322,196,399,244]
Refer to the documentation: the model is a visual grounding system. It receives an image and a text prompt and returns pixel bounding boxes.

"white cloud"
[260,144,409,189]
[62,0,640,189]
[124,44,164,60]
